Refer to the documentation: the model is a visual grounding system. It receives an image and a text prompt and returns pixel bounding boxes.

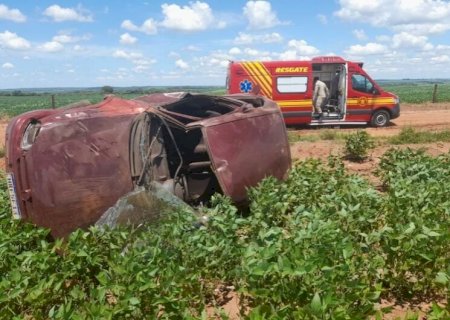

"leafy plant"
[344,130,375,161]
[0,149,449,319]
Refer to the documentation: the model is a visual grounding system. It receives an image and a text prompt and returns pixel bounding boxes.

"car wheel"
[370,110,390,127]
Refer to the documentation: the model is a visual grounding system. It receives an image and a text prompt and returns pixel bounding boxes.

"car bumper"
[390,103,400,119]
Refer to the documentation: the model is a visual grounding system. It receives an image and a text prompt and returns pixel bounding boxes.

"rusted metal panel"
[6,97,147,238]
[202,108,291,203]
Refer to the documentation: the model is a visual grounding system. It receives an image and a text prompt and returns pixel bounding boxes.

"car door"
[346,73,377,122]
[200,103,291,203]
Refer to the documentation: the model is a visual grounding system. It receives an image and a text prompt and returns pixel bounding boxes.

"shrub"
[344,130,375,161]
[101,86,114,94]
[377,148,450,296]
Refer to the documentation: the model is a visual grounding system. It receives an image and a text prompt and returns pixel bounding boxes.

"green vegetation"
[289,127,450,148]
[344,130,375,161]
[1,148,449,319]
[389,127,450,144]
[1,79,450,118]
[287,130,300,143]
[380,80,450,104]
[101,86,114,94]
[0,93,129,118]
[287,129,347,144]
[0,86,224,118]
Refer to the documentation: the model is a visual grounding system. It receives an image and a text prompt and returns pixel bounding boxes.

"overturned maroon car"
[5,93,291,237]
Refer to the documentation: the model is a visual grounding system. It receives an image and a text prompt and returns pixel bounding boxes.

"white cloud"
[233,32,283,45]
[396,23,450,35]
[175,59,189,70]
[160,1,224,31]
[2,62,14,69]
[240,48,272,60]
[317,14,328,25]
[278,50,311,61]
[279,50,297,60]
[121,18,158,35]
[52,32,90,44]
[0,4,26,22]
[392,32,433,50]
[73,45,84,52]
[353,29,367,41]
[38,41,64,53]
[0,31,31,50]
[229,47,242,55]
[134,65,151,73]
[121,20,138,31]
[436,44,450,51]
[120,33,138,45]
[431,55,450,63]
[194,51,232,72]
[113,50,156,68]
[141,19,158,34]
[335,0,450,35]
[345,42,388,56]
[52,34,74,43]
[43,5,93,23]
[287,39,320,56]
[133,58,156,66]
[243,1,280,29]
[123,3,223,35]
[244,48,260,56]
[113,50,143,60]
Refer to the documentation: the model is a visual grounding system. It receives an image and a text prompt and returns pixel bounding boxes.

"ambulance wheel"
[370,110,390,127]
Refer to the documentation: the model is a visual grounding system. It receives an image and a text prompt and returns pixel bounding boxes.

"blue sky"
[0,0,449,89]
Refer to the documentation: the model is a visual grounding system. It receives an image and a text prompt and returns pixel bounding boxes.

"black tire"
[370,110,390,127]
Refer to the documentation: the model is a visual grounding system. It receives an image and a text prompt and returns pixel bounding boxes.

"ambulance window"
[277,76,308,93]
[351,74,374,93]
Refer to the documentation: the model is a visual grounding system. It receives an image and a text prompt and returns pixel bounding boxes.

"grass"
[290,126,450,147]
[288,129,355,144]
[389,127,450,144]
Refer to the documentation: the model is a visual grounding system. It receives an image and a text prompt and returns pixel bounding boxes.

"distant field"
[379,80,450,104]
[0,82,449,117]
[0,87,225,117]
[0,93,137,117]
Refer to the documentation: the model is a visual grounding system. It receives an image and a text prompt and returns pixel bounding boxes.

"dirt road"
[369,103,450,136]
[292,103,450,139]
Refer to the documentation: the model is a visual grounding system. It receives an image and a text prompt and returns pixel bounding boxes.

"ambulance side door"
[346,71,378,122]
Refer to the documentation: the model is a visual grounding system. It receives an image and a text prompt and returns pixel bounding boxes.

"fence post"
[432,84,438,103]
[51,94,56,109]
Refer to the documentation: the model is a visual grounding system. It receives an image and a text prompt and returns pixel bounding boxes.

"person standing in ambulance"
[313,77,329,119]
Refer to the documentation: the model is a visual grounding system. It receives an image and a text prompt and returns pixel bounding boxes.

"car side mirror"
[372,88,380,95]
